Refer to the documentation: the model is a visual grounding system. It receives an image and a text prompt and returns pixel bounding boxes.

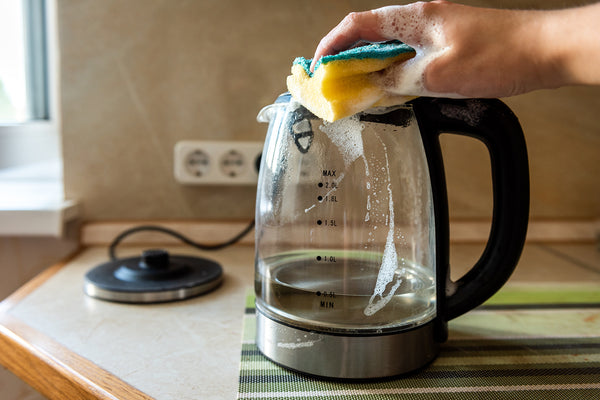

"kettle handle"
[410,97,529,321]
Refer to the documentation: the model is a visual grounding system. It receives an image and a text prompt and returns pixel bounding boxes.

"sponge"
[286,41,416,122]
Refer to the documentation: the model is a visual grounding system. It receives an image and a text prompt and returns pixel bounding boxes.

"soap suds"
[320,116,372,222]
[320,115,365,168]
[364,134,402,316]
[372,4,456,98]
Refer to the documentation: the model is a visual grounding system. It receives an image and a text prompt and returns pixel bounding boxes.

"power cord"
[108,220,255,261]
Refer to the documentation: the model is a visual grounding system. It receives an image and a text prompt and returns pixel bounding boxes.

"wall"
[57,0,599,222]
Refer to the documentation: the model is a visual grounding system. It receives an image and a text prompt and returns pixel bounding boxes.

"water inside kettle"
[256,250,436,333]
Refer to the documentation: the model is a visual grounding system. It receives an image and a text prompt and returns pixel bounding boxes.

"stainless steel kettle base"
[256,309,439,379]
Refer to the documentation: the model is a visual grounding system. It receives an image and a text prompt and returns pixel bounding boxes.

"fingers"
[310,10,386,72]
[309,3,443,72]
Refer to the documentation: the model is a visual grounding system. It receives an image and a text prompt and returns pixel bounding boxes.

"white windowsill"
[0,160,79,236]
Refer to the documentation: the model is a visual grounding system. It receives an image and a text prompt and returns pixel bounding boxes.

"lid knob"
[139,249,170,270]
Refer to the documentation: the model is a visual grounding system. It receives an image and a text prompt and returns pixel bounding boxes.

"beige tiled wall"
[57,0,599,222]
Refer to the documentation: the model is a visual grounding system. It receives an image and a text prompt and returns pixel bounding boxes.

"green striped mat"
[238,285,600,399]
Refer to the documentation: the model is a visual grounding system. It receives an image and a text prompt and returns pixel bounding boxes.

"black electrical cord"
[108,220,255,261]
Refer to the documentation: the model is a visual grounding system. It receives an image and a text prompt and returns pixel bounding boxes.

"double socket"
[174,140,263,185]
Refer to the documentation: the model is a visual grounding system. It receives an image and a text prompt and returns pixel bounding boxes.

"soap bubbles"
[373,4,453,98]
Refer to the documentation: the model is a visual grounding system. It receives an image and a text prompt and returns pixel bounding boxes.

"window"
[0,0,58,170]
[0,0,48,123]
[0,0,72,237]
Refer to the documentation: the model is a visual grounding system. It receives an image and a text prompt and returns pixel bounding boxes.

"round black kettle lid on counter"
[84,249,223,304]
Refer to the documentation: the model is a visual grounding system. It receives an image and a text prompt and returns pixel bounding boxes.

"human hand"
[310,1,598,98]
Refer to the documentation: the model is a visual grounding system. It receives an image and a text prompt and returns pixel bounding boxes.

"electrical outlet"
[174,140,263,185]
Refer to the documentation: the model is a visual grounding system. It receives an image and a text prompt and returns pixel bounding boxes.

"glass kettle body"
[254,94,529,379]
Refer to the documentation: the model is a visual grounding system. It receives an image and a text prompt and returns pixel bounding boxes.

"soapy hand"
[311,0,600,98]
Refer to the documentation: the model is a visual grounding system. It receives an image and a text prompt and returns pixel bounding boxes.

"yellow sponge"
[286,41,416,122]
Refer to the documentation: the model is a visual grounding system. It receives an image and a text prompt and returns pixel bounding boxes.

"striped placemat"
[237,285,600,399]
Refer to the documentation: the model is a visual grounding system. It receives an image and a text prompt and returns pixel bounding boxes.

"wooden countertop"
[1,242,598,399]
[0,245,255,400]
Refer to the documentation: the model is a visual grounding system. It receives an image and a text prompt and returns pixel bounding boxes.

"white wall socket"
[174,140,264,185]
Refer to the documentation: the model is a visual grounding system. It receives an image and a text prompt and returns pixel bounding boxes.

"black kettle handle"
[410,97,529,321]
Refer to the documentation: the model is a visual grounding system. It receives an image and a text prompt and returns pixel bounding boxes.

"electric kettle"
[254,94,529,379]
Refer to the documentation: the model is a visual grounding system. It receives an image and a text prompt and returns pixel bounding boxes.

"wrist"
[539,10,576,88]
[538,4,600,88]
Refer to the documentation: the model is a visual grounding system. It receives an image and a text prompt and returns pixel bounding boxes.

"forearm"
[423,2,600,97]
[542,2,600,87]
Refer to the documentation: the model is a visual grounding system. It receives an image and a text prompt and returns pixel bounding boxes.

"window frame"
[0,0,74,238]
[0,0,59,170]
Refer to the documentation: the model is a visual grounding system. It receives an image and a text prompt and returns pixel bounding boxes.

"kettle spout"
[257,103,285,123]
